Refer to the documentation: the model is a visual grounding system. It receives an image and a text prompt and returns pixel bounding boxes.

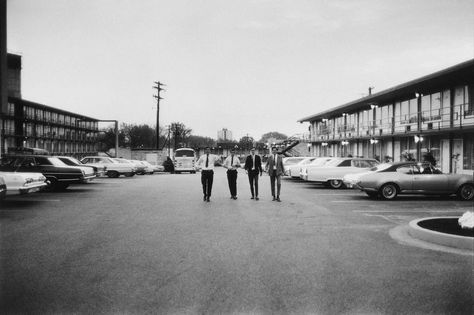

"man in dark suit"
[265,147,285,201]
[244,147,262,200]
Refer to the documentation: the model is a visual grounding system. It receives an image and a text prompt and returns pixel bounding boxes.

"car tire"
[107,171,119,178]
[380,183,398,200]
[366,192,378,199]
[329,179,344,189]
[124,172,135,177]
[457,184,474,201]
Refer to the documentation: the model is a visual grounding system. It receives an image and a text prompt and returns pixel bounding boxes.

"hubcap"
[461,186,474,199]
[383,185,395,197]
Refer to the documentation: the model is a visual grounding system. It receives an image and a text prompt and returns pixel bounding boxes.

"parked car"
[354,162,474,200]
[286,157,317,178]
[130,160,147,175]
[140,160,164,174]
[57,156,105,177]
[0,171,48,197]
[0,155,94,190]
[282,157,306,170]
[80,156,135,178]
[299,157,334,180]
[343,162,416,189]
[302,157,379,188]
[0,175,7,200]
[112,158,138,176]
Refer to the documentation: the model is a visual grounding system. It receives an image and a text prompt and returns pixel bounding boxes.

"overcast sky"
[7,0,474,140]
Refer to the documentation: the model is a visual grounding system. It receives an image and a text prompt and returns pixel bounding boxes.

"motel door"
[440,139,450,173]
[452,139,463,173]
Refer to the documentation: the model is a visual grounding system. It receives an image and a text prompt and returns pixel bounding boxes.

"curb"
[408,217,473,251]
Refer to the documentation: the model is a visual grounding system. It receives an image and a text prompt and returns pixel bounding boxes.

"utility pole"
[153,81,166,150]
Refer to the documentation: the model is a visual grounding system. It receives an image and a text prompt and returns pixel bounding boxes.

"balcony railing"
[311,102,474,142]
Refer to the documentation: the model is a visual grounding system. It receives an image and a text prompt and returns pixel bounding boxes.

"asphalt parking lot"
[1,168,472,314]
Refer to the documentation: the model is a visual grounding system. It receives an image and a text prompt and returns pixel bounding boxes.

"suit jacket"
[244,154,262,173]
[266,154,285,176]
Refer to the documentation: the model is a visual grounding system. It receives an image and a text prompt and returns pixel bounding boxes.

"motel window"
[466,85,474,116]
[7,102,15,116]
[409,98,417,123]
[400,101,409,123]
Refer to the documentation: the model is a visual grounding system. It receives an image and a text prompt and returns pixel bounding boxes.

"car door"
[412,163,449,192]
[33,156,57,176]
[394,165,415,191]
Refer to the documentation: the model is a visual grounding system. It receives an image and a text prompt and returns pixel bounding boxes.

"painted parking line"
[353,210,465,213]
[7,199,61,202]
[330,200,370,203]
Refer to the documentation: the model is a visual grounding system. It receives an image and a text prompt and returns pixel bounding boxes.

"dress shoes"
[276,196,281,202]
[255,197,259,201]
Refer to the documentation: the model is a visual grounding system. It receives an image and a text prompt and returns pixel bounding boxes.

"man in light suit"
[265,146,285,201]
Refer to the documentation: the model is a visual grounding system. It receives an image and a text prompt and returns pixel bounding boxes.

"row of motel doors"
[318,138,464,174]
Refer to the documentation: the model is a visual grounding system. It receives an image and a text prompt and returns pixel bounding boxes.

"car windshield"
[69,157,82,164]
[310,158,332,166]
[325,159,344,166]
[285,158,305,165]
[370,163,392,171]
[114,159,130,164]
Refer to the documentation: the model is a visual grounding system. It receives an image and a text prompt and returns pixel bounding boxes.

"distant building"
[1,53,100,157]
[217,128,233,141]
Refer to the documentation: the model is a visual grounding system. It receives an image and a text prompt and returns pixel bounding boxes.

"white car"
[286,157,317,178]
[283,157,307,170]
[0,171,48,198]
[302,157,379,188]
[112,158,138,176]
[80,156,135,178]
[299,157,334,179]
[140,160,164,174]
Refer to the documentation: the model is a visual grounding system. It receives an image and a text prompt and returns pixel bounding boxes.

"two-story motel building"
[1,53,100,157]
[298,59,474,174]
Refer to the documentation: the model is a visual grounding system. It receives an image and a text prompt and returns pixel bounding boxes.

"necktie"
[274,155,277,169]
[205,154,209,167]
[252,155,255,169]
[231,156,233,166]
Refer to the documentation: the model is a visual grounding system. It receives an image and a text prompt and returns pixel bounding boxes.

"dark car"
[0,155,95,190]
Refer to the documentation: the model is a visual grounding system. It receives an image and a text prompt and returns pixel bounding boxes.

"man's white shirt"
[197,154,220,171]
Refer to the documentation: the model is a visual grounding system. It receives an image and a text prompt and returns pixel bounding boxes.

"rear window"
[175,150,195,157]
